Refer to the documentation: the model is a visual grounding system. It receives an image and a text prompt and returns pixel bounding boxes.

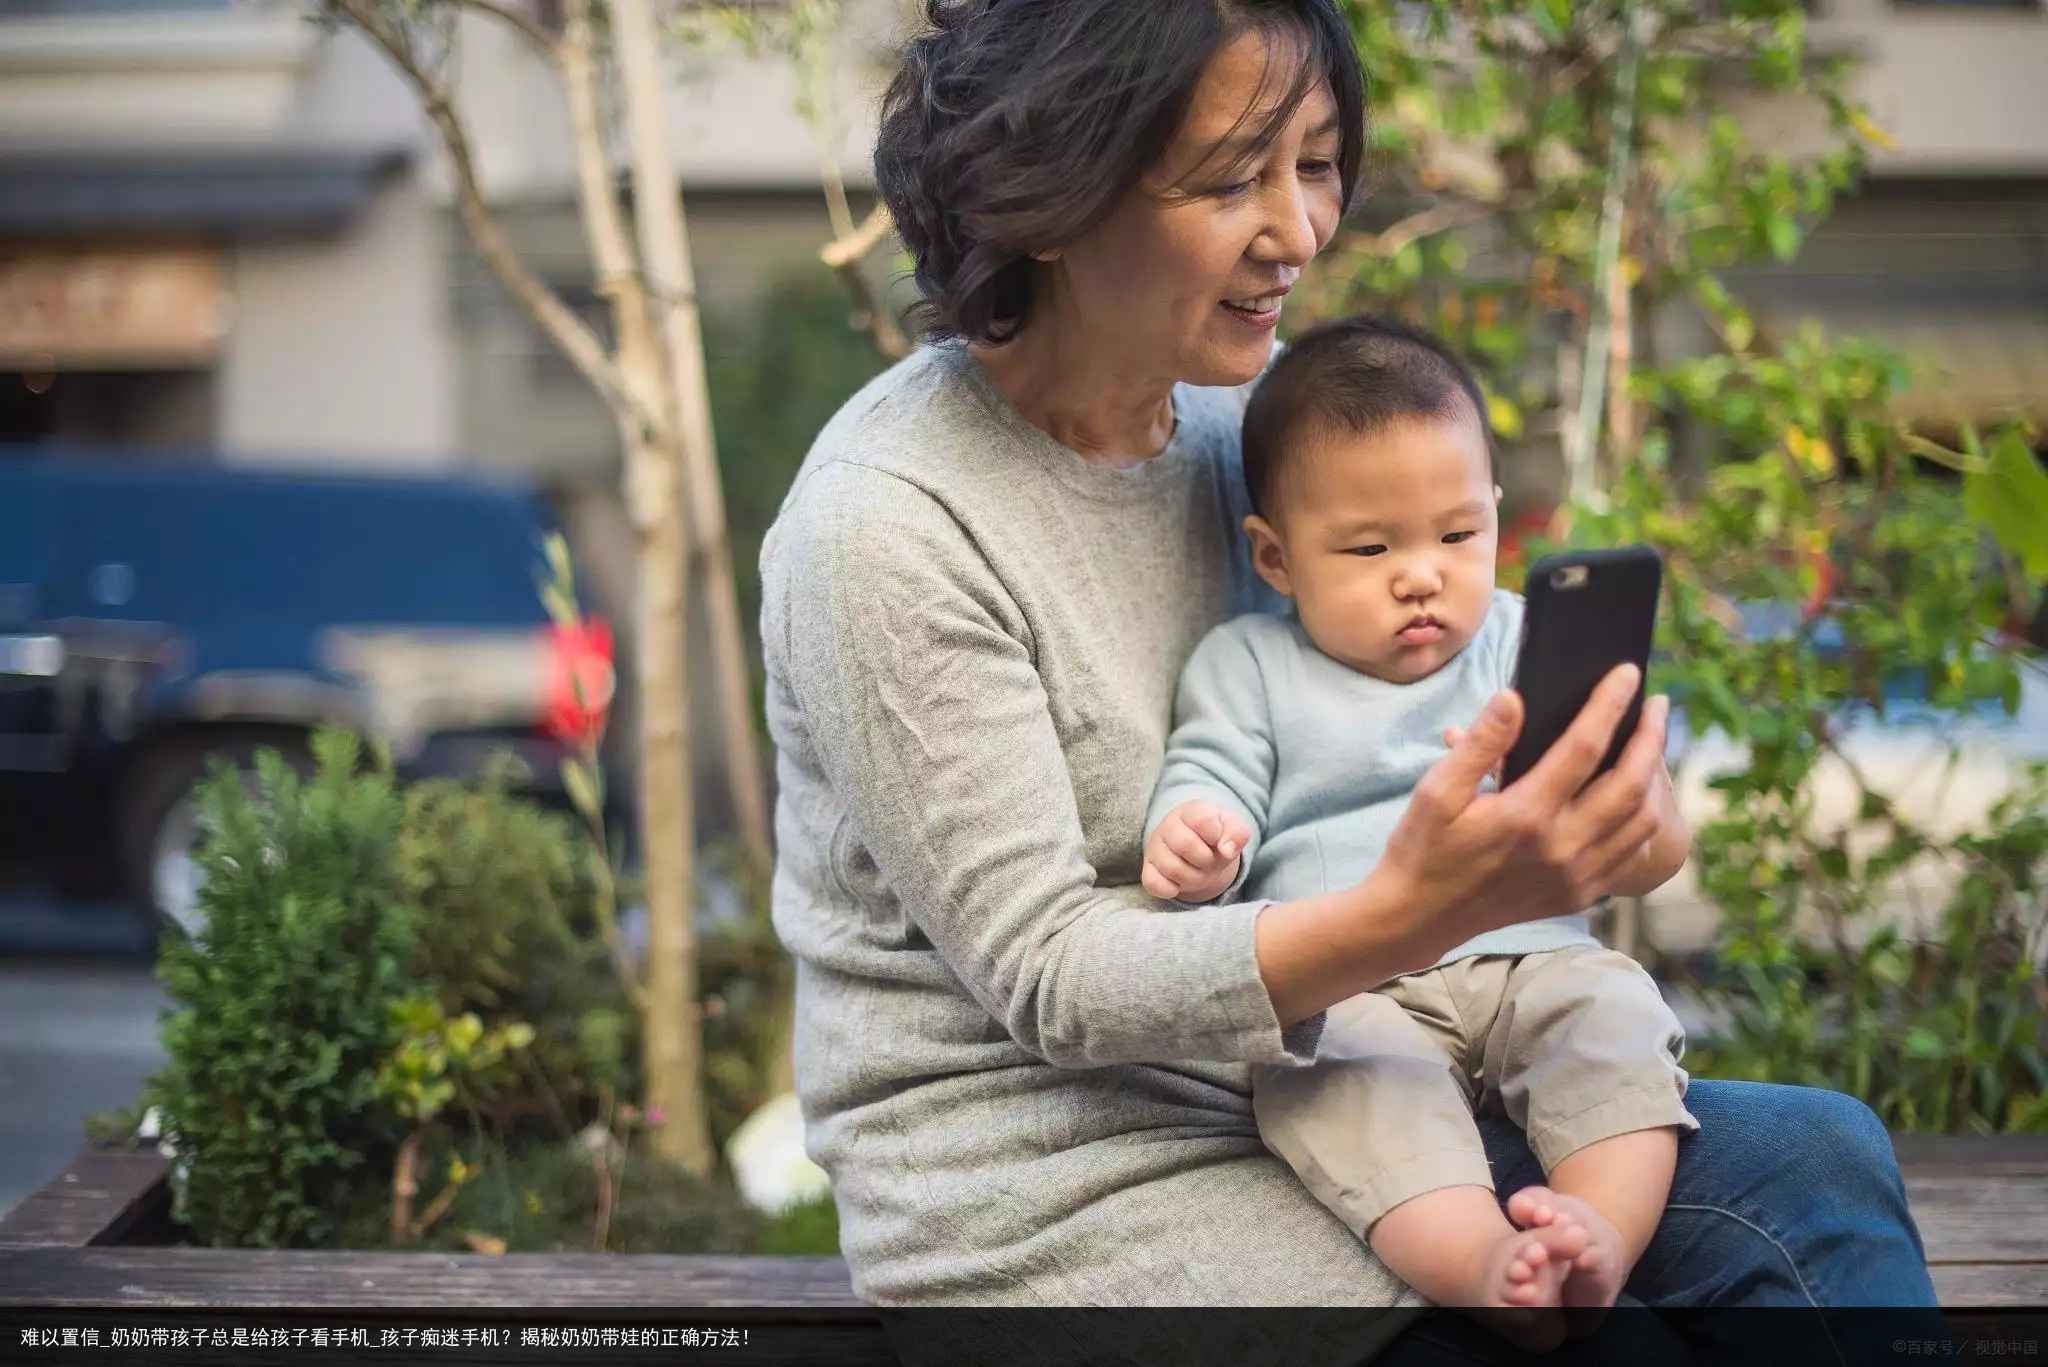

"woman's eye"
[1209,179,1255,199]
[1299,159,1337,179]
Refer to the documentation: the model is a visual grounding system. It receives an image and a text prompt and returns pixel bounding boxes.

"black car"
[0,452,616,935]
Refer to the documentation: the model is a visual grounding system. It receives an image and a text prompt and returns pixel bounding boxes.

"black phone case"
[1501,545,1663,789]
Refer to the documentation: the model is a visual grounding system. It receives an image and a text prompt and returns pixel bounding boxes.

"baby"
[1144,316,1696,1348]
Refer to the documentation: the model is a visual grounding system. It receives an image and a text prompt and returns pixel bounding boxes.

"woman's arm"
[1257,674,1678,1025]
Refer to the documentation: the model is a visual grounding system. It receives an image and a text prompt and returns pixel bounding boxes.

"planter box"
[0,1147,890,1364]
[2,1138,2044,1346]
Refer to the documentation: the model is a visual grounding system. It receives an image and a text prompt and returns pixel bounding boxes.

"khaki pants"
[1252,946,1698,1239]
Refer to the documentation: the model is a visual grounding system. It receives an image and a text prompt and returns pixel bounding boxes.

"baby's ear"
[1242,515,1294,598]
[1493,484,1504,505]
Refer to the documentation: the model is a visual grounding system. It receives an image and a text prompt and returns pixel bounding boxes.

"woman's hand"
[1375,664,1675,960]
[1438,690,1692,902]
[1253,664,1683,1026]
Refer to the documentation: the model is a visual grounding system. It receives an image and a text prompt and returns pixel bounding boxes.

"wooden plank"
[4,1144,2046,1313]
[0,1151,173,1250]
[0,1248,866,1310]
[3,1243,2046,1311]
[1932,1263,2048,1309]
[1894,1134,2048,1174]
[1908,1173,2048,1265]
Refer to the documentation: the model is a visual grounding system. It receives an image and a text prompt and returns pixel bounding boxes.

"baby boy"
[1144,316,1696,1347]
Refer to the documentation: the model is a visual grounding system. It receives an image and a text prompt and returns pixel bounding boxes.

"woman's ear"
[1243,515,1294,598]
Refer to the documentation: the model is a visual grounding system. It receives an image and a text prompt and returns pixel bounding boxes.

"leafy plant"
[1570,377,2048,1132]
[148,730,419,1247]
[696,845,799,1149]
[337,1129,764,1255]
[755,1194,842,1257]
[1323,0,1876,487]
[396,757,621,1124]
[1322,0,2048,1130]
[376,996,536,1242]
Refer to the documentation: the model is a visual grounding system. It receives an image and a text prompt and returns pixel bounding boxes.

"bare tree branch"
[446,0,559,57]
[329,0,655,439]
[559,0,659,418]
[820,202,908,361]
[1345,199,1496,260]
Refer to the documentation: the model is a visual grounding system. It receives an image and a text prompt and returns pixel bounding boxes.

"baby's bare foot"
[1507,1186,1629,1338]
[1460,1217,1589,1352]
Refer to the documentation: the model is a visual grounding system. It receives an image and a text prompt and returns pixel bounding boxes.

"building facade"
[0,0,899,473]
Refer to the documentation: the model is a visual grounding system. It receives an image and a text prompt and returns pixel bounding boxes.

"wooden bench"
[2,1137,2043,1319]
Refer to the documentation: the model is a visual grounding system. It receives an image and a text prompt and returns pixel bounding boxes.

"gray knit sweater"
[759,343,1421,1322]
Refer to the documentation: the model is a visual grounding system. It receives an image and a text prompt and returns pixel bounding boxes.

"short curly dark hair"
[874,0,1367,347]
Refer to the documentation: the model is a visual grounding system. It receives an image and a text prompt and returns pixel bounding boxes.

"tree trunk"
[625,417,713,1177]
[609,0,771,871]
[558,0,715,1176]
[1570,9,1644,505]
[1600,243,1636,489]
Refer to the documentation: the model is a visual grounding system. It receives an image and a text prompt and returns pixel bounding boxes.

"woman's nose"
[1255,176,1319,269]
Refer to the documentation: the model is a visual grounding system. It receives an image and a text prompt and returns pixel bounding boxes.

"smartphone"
[1500,546,1663,790]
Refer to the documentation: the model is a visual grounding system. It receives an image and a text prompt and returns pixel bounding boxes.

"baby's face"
[1246,413,1499,684]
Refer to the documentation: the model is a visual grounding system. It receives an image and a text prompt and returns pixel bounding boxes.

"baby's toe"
[1506,1185,1558,1228]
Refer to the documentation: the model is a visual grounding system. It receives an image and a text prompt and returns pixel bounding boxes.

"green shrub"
[696,845,796,1149]
[396,760,626,1124]
[1573,362,2048,1130]
[149,730,418,1247]
[755,1195,842,1257]
[138,728,824,1249]
[337,1131,762,1255]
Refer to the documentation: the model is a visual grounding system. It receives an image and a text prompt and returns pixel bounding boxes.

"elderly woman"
[759,0,1939,1355]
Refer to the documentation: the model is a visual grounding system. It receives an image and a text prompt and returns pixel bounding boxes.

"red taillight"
[543,618,616,746]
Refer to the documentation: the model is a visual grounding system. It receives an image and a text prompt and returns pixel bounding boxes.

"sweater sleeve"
[763,459,1321,1070]
[1144,622,1276,903]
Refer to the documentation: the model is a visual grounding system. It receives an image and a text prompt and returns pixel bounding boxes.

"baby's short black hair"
[1242,314,1496,521]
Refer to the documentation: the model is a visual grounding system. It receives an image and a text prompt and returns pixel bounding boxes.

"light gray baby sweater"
[1147,594,1596,966]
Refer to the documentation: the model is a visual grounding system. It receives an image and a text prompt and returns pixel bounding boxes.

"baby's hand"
[1143,801,1253,903]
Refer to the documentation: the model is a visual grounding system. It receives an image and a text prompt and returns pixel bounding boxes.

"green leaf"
[1904,1027,1947,1061]
[1486,393,1524,441]
[541,584,580,630]
[562,760,601,824]
[1963,427,2048,577]
[1766,215,1801,263]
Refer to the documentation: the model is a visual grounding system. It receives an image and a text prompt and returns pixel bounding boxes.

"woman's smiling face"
[1036,28,1346,390]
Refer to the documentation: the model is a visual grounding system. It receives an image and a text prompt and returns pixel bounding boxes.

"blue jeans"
[1383,1080,1947,1366]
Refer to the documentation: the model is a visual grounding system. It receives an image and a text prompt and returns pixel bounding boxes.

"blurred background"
[0,0,910,1215]
[1,0,2045,1228]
